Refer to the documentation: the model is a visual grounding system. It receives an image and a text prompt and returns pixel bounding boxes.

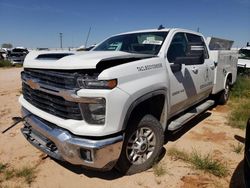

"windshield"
[239,49,250,60]
[12,49,28,53]
[93,32,168,55]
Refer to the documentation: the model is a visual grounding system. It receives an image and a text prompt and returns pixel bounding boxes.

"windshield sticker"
[142,40,163,45]
[137,63,163,72]
[107,42,122,51]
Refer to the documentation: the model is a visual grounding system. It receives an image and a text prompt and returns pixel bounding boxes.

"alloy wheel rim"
[126,127,156,165]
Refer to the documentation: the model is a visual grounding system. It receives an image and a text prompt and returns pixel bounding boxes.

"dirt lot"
[0,68,246,188]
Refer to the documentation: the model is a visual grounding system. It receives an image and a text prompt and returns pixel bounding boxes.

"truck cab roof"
[116,28,203,37]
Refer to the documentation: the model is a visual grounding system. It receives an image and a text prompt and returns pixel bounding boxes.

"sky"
[0,0,249,48]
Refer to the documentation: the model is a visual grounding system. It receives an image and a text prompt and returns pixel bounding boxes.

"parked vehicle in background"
[244,119,250,187]
[19,28,237,174]
[8,47,29,65]
[238,44,250,69]
[0,48,8,60]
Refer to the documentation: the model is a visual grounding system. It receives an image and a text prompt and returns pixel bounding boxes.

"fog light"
[80,99,106,125]
[80,148,93,162]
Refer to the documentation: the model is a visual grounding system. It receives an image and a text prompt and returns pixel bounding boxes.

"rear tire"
[217,79,230,105]
[116,115,164,175]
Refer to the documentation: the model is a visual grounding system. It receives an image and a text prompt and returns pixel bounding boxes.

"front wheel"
[116,115,164,175]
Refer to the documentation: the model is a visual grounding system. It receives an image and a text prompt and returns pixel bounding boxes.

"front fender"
[121,89,168,131]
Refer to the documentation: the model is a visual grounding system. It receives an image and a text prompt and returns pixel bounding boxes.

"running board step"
[168,100,214,131]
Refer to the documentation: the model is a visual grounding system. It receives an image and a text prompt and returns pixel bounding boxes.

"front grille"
[22,83,83,120]
[22,69,78,90]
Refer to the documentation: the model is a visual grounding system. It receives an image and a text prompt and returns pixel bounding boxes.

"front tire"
[116,114,164,175]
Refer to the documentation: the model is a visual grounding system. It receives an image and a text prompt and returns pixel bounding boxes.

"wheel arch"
[122,89,167,131]
[225,72,233,87]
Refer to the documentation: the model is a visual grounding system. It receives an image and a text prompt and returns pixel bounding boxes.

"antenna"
[85,27,91,48]
[197,27,200,32]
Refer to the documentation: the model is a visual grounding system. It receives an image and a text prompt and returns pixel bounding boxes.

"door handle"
[210,65,215,70]
[191,67,198,74]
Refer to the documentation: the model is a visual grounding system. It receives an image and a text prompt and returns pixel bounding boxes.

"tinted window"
[186,33,203,43]
[167,33,187,63]
[12,49,28,53]
[239,49,250,60]
[186,33,209,58]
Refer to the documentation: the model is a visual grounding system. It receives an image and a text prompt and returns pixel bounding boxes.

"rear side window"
[186,33,209,59]
[186,33,203,43]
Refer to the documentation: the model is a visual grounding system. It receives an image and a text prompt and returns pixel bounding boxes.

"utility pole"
[59,33,63,49]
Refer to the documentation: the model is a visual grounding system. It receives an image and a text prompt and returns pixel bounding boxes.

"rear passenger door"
[166,32,213,117]
[185,33,214,102]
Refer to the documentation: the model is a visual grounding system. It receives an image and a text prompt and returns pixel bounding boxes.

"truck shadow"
[51,111,211,179]
[52,147,166,180]
[230,134,246,188]
[229,160,245,188]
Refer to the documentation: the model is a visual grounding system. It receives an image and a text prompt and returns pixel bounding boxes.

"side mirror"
[170,63,182,72]
[174,56,203,65]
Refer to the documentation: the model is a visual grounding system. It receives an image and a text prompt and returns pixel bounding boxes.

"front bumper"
[21,108,124,170]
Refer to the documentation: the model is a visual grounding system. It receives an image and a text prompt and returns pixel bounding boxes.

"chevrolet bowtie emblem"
[27,79,39,90]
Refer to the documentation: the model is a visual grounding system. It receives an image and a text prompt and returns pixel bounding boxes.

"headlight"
[77,78,117,89]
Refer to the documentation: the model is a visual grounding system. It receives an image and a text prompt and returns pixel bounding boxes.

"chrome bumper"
[21,108,123,170]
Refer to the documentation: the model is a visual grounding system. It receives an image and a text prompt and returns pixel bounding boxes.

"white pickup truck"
[19,28,237,174]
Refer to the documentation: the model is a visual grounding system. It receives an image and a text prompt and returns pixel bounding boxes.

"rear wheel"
[116,114,164,175]
[217,79,230,105]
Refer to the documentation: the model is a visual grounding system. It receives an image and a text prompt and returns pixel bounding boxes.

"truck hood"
[24,51,155,70]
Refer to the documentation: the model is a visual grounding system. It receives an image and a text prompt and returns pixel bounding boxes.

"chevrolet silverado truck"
[19,28,237,174]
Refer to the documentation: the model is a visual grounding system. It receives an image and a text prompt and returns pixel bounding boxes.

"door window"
[186,33,209,59]
[167,33,188,63]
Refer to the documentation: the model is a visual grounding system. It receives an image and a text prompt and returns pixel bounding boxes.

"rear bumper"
[21,107,123,170]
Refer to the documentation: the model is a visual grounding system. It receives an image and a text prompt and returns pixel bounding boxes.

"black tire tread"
[116,114,164,175]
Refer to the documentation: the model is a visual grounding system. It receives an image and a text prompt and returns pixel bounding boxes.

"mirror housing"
[170,63,182,72]
[174,56,204,65]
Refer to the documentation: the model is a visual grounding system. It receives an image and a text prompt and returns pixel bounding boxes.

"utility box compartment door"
[210,50,238,94]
